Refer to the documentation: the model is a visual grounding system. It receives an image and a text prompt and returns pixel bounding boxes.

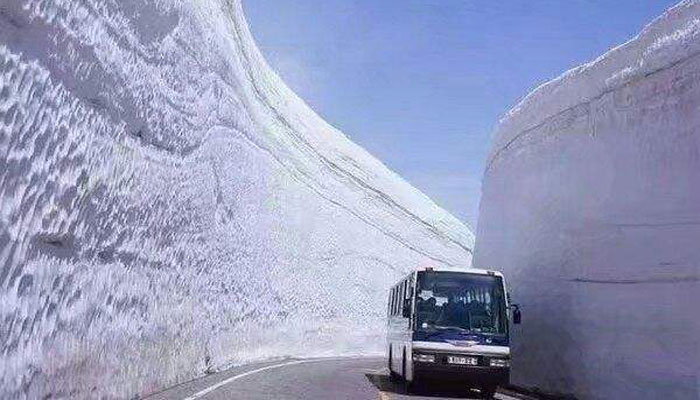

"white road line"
[182,357,368,400]
[378,389,517,400]
[182,359,318,400]
[182,357,521,400]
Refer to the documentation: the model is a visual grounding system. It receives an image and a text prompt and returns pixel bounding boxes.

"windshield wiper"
[421,325,473,339]
[433,325,470,332]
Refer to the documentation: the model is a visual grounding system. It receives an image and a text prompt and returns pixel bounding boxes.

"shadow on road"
[365,371,487,399]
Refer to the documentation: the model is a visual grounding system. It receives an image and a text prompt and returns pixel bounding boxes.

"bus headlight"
[489,358,510,368]
[414,353,436,363]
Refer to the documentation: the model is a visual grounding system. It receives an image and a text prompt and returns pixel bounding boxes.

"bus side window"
[391,287,398,315]
[397,284,402,316]
[396,285,402,315]
[399,283,404,316]
[402,281,407,313]
[402,281,408,312]
[389,288,394,316]
[395,287,400,316]
[388,289,392,316]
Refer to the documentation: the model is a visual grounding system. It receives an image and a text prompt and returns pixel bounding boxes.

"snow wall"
[0,0,475,398]
[474,1,700,399]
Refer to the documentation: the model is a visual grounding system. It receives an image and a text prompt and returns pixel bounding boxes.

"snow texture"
[475,1,700,399]
[0,1,474,398]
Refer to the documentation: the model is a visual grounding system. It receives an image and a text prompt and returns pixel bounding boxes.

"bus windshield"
[415,271,507,335]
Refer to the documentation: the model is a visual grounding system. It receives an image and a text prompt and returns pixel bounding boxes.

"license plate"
[447,356,478,366]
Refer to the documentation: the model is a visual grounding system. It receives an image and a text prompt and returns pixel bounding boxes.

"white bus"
[386,267,521,398]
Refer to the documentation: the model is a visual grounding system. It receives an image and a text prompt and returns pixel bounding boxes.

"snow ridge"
[0,1,473,398]
[475,1,700,399]
[488,0,700,172]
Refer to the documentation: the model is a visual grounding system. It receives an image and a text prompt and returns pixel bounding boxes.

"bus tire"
[480,385,497,399]
[401,351,412,393]
[401,349,407,381]
[388,347,398,380]
[387,346,391,371]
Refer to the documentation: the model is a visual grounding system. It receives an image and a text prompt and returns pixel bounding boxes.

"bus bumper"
[413,364,510,386]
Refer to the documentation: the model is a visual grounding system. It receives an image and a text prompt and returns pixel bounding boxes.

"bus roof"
[416,266,505,278]
[391,267,506,289]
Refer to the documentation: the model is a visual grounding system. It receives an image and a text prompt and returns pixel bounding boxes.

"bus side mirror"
[402,299,411,318]
[512,304,522,325]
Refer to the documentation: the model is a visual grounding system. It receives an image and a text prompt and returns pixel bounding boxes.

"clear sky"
[243,0,680,228]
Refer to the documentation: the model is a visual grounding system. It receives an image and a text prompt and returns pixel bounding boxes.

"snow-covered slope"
[475,1,700,399]
[0,1,474,398]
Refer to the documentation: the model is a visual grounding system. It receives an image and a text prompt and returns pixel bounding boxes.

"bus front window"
[415,271,506,335]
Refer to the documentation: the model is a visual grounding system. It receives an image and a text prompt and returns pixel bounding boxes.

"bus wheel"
[388,347,398,381]
[480,385,496,399]
[387,347,391,371]
[401,350,406,380]
[401,352,412,393]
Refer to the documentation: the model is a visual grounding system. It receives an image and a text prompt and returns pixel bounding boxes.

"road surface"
[146,357,530,400]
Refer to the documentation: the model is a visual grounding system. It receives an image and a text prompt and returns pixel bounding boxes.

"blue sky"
[243,0,679,228]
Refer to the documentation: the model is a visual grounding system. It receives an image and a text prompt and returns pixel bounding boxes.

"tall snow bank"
[475,1,700,399]
[0,0,474,398]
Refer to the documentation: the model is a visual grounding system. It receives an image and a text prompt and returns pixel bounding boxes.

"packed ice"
[0,0,474,398]
[475,1,700,399]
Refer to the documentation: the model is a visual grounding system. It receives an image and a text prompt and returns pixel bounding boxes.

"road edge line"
[183,358,363,400]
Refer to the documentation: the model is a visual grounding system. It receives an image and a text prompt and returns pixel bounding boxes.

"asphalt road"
[146,357,527,400]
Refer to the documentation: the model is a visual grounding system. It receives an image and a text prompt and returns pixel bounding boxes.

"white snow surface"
[476,1,700,399]
[489,0,700,171]
[0,1,474,398]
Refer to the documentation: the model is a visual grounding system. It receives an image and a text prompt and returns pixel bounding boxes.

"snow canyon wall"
[475,1,700,399]
[0,0,474,397]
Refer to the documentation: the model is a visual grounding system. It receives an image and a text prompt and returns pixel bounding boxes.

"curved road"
[146,357,529,400]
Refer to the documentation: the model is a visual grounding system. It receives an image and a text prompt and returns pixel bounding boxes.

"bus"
[386,267,521,398]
